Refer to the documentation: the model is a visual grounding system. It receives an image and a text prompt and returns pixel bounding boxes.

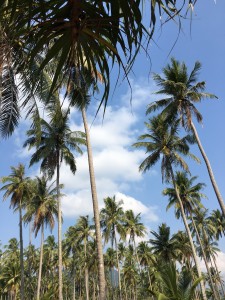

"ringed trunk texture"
[57,158,63,300]
[82,108,106,300]
[191,121,225,216]
[19,204,25,300]
[190,215,220,300]
[171,169,207,300]
[37,225,44,300]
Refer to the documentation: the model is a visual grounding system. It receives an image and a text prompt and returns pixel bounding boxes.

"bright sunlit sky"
[0,1,225,271]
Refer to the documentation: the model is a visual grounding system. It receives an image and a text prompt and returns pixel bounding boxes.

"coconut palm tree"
[147,58,225,216]
[149,223,177,263]
[133,114,207,299]
[137,241,156,291]
[75,215,94,300]
[155,263,202,300]
[23,176,58,300]
[0,164,30,300]
[171,231,193,269]
[163,171,220,299]
[209,209,225,240]
[123,209,147,272]
[100,196,125,299]
[23,103,86,300]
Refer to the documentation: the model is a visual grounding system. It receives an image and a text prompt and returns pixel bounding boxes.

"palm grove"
[0,1,225,300]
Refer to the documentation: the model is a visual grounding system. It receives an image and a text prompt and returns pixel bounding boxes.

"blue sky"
[0,1,225,271]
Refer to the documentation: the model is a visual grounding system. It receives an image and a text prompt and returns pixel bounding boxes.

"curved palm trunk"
[190,214,220,300]
[82,107,106,300]
[191,121,225,216]
[19,203,25,300]
[170,168,207,300]
[37,224,44,300]
[57,156,63,300]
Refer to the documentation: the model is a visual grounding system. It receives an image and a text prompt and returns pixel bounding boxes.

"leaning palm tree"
[23,176,58,300]
[133,114,207,299]
[100,196,125,300]
[147,58,225,216]
[163,171,220,299]
[23,102,86,300]
[0,164,30,300]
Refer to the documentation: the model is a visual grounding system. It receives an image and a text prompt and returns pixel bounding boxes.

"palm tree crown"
[147,58,216,129]
[133,114,197,182]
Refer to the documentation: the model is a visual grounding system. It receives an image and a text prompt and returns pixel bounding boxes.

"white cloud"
[14,78,160,222]
[115,192,159,222]
[59,80,160,219]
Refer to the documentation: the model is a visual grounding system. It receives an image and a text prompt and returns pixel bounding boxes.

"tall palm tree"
[0,164,30,300]
[23,176,58,300]
[123,209,147,275]
[133,114,207,299]
[171,231,193,269]
[75,215,94,300]
[149,223,177,263]
[100,196,124,300]
[147,58,225,216]
[209,209,225,240]
[137,241,156,291]
[23,103,86,300]
[163,171,220,299]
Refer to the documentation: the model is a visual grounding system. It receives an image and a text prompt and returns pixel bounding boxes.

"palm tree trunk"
[82,107,105,300]
[57,155,63,300]
[190,214,220,300]
[191,121,225,216]
[19,203,25,300]
[37,224,44,300]
[170,168,207,300]
[147,269,154,300]
[114,235,122,300]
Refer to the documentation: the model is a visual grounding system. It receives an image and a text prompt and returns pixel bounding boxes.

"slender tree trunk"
[114,234,122,300]
[37,224,44,300]
[57,156,63,300]
[19,203,25,300]
[202,227,225,297]
[82,107,106,300]
[191,121,225,216]
[28,224,32,300]
[147,269,154,300]
[84,238,89,300]
[133,238,141,274]
[190,214,220,300]
[170,168,207,300]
